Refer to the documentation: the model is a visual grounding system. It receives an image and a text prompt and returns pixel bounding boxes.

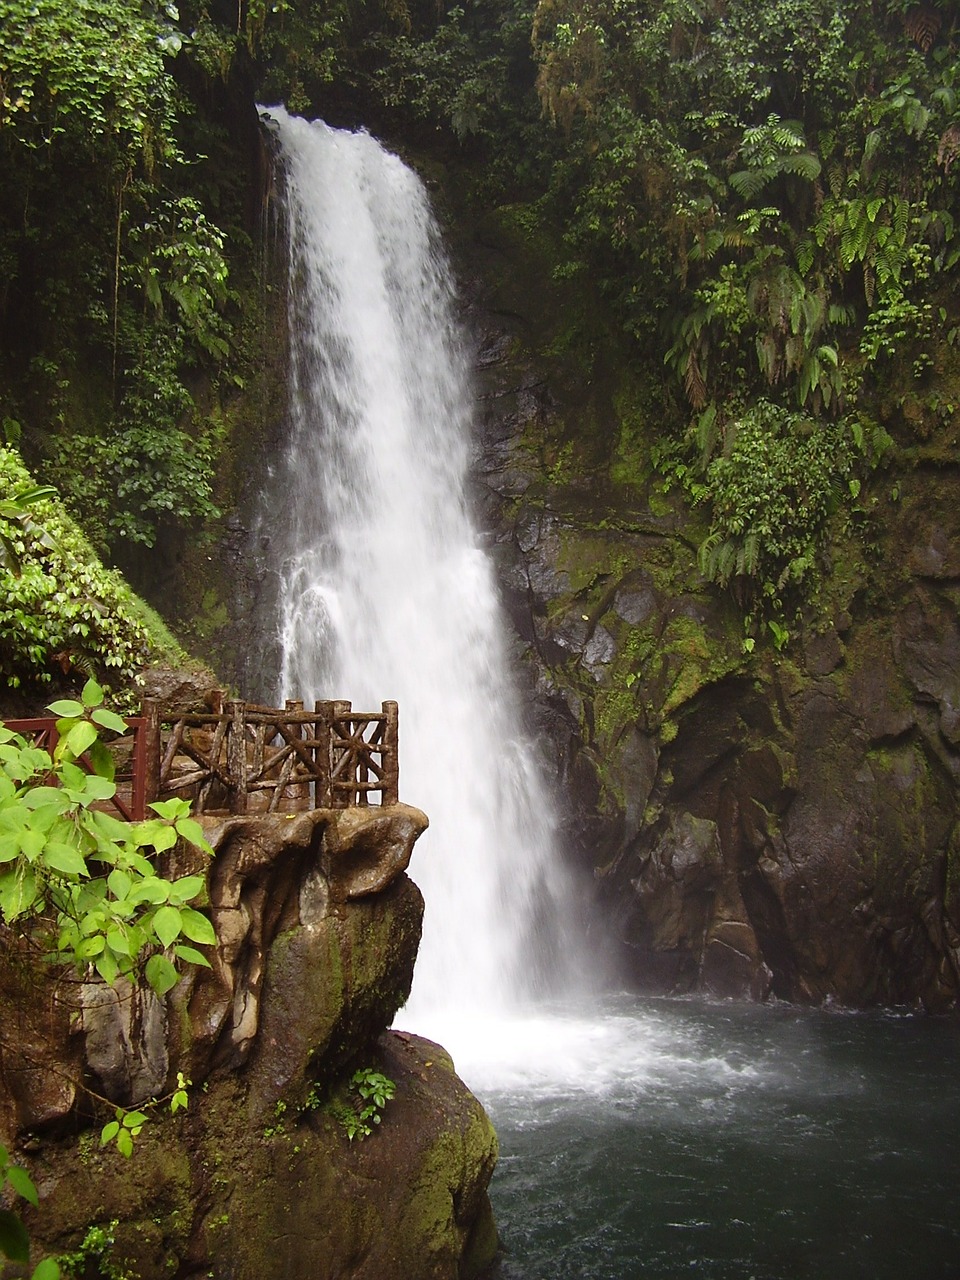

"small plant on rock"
[333,1068,396,1142]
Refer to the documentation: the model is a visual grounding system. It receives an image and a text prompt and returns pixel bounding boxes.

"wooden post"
[282,698,308,810]
[315,701,333,808]
[226,700,248,814]
[381,701,399,806]
[141,699,161,812]
[331,699,351,808]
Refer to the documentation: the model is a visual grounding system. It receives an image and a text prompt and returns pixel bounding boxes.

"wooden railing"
[5,699,399,820]
[4,715,148,822]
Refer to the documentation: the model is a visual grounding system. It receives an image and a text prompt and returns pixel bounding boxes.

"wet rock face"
[1,804,499,1280]
[16,1032,498,1280]
[461,239,960,1011]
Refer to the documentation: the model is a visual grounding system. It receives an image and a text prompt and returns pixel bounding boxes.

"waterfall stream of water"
[260,107,581,1044]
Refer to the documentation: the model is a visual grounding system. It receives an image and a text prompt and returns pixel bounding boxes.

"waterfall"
[259,107,581,1033]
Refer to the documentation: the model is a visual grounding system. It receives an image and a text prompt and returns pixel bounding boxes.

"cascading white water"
[260,107,581,1037]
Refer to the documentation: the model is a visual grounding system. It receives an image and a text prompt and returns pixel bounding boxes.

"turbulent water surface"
[435,995,960,1280]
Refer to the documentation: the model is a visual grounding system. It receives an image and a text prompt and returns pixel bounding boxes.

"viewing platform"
[4,697,399,822]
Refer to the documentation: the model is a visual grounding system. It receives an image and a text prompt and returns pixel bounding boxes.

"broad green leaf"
[153,904,182,948]
[107,869,133,900]
[42,842,89,878]
[178,907,216,946]
[21,787,69,812]
[75,774,116,804]
[91,707,127,734]
[31,1256,61,1280]
[86,739,116,782]
[0,867,38,921]
[145,952,179,997]
[46,699,84,718]
[5,1164,38,1208]
[127,877,170,906]
[174,943,211,968]
[90,811,130,844]
[137,819,177,851]
[0,838,20,864]
[18,827,44,861]
[149,797,191,820]
[75,934,106,958]
[80,679,105,709]
[64,721,98,759]
[116,1128,134,1158]
[174,817,213,855]
[122,1110,148,1129]
[95,950,119,986]
[168,874,205,903]
[0,1208,30,1262]
[106,928,132,957]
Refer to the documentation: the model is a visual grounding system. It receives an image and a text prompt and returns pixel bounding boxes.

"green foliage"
[696,400,853,612]
[0,477,56,575]
[57,1220,129,1280]
[0,0,181,166]
[331,1067,396,1141]
[0,447,183,688]
[99,1072,189,1157]
[0,679,215,995]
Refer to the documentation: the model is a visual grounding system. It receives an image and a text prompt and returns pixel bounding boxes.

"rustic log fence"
[5,699,399,821]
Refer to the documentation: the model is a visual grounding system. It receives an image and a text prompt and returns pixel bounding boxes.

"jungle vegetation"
[1,0,958,682]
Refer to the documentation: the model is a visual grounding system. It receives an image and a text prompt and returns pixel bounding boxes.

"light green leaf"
[106,928,132,957]
[5,1164,38,1207]
[107,869,133,900]
[173,817,213,855]
[127,877,170,906]
[91,707,127,735]
[116,1128,134,1158]
[138,821,177,852]
[173,943,211,968]
[168,874,205,903]
[95,950,120,985]
[43,843,89,878]
[149,797,191,821]
[153,904,182,948]
[31,1256,61,1280]
[76,935,106,958]
[178,908,216,946]
[64,721,98,759]
[46,699,84,718]
[80,679,105,709]
[145,952,179,997]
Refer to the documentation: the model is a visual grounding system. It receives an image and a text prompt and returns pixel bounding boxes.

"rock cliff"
[455,206,960,1013]
[0,806,499,1279]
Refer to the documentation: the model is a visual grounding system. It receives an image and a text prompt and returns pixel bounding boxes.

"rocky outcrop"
[1,805,500,1279]
[456,207,960,1013]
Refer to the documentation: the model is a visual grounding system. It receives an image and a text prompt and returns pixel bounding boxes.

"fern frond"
[729,168,771,200]
[780,153,822,182]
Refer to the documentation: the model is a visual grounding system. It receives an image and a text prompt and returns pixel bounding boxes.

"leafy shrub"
[0,446,183,690]
[697,400,853,603]
[0,679,215,994]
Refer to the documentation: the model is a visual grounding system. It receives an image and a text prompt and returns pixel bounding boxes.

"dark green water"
[465,996,960,1280]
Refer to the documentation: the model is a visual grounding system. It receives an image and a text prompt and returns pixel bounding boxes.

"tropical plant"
[0,679,215,996]
[0,446,183,688]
